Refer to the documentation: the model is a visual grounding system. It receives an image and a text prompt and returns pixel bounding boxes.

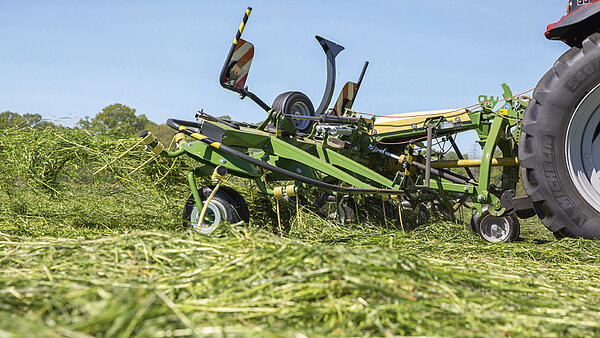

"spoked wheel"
[398,200,430,230]
[338,196,357,224]
[520,33,600,239]
[471,207,520,243]
[271,91,316,133]
[428,201,456,222]
[182,186,249,234]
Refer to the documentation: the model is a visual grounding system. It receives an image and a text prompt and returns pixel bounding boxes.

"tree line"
[1,103,173,143]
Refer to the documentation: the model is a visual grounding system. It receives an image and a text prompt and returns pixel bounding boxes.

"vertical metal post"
[478,116,507,201]
[187,170,203,211]
[410,124,433,189]
[448,135,476,181]
[423,124,433,188]
[354,61,369,97]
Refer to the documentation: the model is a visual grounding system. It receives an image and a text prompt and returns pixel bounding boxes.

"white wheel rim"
[189,200,227,234]
[480,214,510,242]
[566,82,600,213]
[290,101,311,131]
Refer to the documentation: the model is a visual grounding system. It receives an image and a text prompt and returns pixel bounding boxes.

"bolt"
[586,153,591,160]
[477,194,485,202]
[464,187,469,193]
[296,168,302,174]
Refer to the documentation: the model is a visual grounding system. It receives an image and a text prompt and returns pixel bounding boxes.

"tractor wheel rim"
[566,82,600,213]
[480,214,510,242]
[190,200,226,234]
[290,101,311,131]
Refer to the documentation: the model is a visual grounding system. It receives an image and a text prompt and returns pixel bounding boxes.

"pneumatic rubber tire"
[217,185,250,223]
[471,207,520,243]
[271,91,316,134]
[182,186,247,234]
[519,33,600,239]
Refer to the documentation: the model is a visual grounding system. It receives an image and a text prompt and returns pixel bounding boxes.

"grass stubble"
[2,126,600,336]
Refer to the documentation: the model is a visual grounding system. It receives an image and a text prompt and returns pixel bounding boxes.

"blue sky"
[1,1,569,149]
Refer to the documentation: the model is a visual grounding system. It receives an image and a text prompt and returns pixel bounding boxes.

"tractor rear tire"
[271,91,316,134]
[519,33,600,239]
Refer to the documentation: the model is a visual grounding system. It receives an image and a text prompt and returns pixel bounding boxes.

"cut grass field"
[2,126,600,336]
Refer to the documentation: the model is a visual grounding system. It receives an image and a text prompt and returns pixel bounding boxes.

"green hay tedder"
[140,2,600,242]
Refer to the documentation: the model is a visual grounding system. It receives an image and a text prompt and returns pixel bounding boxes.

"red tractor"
[520,0,600,238]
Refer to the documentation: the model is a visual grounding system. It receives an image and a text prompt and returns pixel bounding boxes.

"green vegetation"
[77,104,153,137]
[0,111,54,130]
[2,126,600,336]
[77,104,174,144]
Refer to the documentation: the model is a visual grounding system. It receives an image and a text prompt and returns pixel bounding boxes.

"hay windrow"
[2,229,600,337]
[2,127,600,336]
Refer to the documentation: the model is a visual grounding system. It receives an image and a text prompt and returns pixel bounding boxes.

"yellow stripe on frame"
[190,133,207,141]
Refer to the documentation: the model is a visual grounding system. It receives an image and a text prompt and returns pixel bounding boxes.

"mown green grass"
[2,127,600,337]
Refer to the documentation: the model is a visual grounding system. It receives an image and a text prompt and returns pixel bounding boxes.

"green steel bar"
[424,180,475,194]
[268,137,375,189]
[253,177,275,195]
[478,115,508,201]
[162,149,186,158]
[314,145,398,189]
[258,109,274,131]
[187,170,203,212]
[183,141,262,178]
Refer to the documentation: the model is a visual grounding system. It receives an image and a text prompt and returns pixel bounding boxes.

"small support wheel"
[338,196,357,224]
[182,186,249,235]
[471,207,520,243]
[271,91,316,133]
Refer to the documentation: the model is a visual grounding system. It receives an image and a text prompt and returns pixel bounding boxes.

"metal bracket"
[500,189,534,215]
[478,95,499,110]
[412,124,434,189]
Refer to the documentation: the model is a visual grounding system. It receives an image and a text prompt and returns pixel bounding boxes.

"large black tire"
[182,186,248,234]
[271,91,316,134]
[519,33,600,239]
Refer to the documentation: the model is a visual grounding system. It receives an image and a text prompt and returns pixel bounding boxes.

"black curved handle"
[314,36,345,116]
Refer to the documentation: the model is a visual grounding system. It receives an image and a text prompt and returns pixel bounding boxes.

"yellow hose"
[197,178,224,230]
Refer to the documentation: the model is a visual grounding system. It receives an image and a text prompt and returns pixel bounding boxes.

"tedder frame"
[140,7,537,243]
